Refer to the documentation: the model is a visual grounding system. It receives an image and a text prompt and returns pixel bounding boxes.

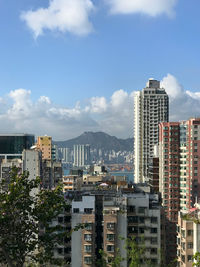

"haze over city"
[0,0,199,140]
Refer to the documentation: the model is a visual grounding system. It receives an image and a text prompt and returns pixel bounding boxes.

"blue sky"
[0,0,200,140]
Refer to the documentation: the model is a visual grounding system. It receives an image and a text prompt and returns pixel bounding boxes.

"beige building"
[71,188,162,267]
[63,175,78,191]
[177,205,200,267]
[37,136,52,160]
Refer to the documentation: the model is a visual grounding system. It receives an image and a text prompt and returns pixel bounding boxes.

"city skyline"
[0,0,200,139]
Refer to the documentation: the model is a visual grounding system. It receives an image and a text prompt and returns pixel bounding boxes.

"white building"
[134,79,169,183]
[73,144,91,167]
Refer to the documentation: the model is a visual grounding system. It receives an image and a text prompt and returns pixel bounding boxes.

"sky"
[0,0,200,140]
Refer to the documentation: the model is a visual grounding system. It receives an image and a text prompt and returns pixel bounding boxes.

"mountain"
[54,132,133,152]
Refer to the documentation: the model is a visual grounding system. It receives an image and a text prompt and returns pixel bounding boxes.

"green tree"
[193,252,200,266]
[97,248,124,267]
[0,167,70,267]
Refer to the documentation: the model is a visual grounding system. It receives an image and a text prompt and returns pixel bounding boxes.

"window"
[107,245,114,252]
[139,227,144,234]
[139,217,145,223]
[151,228,157,233]
[73,208,79,213]
[107,223,115,230]
[151,217,157,223]
[84,234,92,241]
[84,245,92,253]
[138,207,146,214]
[128,206,135,213]
[151,248,157,255]
[187,242,193,249]
[151,237,157,244]
[84,208,93,214]
[85,223,93,231]
[188,255,193,262]
[84,257,92,264]
[57,248,63,255]
[128,216,138,223]
[58,216,64,223]
[187,230,193,236]
[107,234,114,241]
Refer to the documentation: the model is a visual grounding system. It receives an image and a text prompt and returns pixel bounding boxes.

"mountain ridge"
[54,131,133,152]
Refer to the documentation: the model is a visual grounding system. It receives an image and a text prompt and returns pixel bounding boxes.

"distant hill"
[54,132,133,152]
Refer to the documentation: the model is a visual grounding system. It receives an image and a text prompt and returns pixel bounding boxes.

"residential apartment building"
[73,144,91,167]
[134,79,169,183]
[41,159,62,189]
[37,135,52,160]
[63,175,78,191]
[71,187,162,267]
[177,205,200,267]
[159,118,200,264]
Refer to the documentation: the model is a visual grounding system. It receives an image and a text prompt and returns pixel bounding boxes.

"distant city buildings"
[73,144,91,167]
[134,79,169,183]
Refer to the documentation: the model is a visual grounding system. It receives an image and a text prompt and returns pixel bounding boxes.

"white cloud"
[86,96,107,113]
[0,75,200,140]
[20,0,95,38]
[161,73,183,99]
[107,0,178,17]
[161,74,200,121]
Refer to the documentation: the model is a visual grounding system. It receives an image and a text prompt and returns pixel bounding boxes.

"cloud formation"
[0,88,133,140]
[161,74,200,121]
[20,0,95,38]
[0,74,199,140]
[106,0,178,17]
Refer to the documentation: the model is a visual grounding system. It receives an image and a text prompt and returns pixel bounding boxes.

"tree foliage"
[193,252,200,267]
[0,167,70,267]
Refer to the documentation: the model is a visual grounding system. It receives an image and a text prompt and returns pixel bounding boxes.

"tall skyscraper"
[134,79,169,183]
[73,144,91,167]
[159,118,200,263]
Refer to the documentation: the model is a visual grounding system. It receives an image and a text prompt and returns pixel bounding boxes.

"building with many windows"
[177,204,200,267]
[36,135,52,160]
[159,118,200,263]
[73,144,91,167]
[134,79,169,183]
[71,186,162,266]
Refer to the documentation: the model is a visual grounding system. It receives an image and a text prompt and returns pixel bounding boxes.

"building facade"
[0,134,34,159]
[37,135,52,160]
[73,144,91,167]
[177,206,200,267]
[159,118,200,264]
[134,79,169,183]
[71,188,162,267]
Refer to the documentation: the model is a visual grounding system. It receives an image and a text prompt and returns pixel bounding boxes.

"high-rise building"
[36,135,52,160]
[134,79,169,183]
[59,147,72,163]
[73,144,91,167]
[159,118,200,263]
[159,118,200,212]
